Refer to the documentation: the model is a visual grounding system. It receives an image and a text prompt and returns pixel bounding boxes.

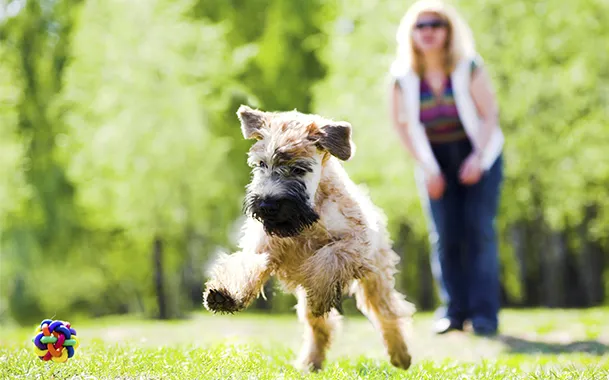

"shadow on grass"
[492,334,609,355]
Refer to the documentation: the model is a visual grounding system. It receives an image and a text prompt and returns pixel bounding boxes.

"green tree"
[0,40,30,322]
[57,0,251,319]
[0,0,84,324]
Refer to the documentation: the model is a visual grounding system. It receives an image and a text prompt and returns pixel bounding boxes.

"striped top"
[420,60,480,144]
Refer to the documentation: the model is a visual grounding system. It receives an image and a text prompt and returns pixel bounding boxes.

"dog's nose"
[258,199,280,216]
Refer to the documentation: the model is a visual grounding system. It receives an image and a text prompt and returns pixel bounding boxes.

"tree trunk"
[392,223,424,308]
[543,230,566,307]
[576,205,604,306]
[153,236,168,320]
[182,228,204,308]
[523,220,541,306]
[417,244,434,310]
[510,222,527,306]
[527,177,545,307]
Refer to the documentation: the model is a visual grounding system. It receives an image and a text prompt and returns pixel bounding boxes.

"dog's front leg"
[300,240,373,317]
[203,250,273,314]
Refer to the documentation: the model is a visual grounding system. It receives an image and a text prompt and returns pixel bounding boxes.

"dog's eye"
[291,167,306,176]
[258,161,267,169]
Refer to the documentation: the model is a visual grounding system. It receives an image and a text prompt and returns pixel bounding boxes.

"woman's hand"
[426,172,446,199]
[459,152,483,185]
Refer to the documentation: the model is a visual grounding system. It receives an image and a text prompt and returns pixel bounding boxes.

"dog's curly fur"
[203,105,415,372]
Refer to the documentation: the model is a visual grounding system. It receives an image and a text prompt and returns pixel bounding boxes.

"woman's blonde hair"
[391,0,476,77]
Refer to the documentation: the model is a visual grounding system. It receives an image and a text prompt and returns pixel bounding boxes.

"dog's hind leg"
[352,251,415,370]
[294,287,341,372]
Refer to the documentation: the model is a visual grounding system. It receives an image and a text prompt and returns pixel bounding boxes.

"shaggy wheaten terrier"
[203,105,415,371]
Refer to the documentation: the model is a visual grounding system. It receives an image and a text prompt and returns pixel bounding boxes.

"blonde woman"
[390,0,504,336]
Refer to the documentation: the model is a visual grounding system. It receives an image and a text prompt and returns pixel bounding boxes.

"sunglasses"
[415,20,447,29]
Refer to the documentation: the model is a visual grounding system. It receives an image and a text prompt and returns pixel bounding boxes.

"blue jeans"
[420,146,504,332]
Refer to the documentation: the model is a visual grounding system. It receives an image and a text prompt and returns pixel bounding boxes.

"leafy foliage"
[59,0,243,238]
[1,0,608,322]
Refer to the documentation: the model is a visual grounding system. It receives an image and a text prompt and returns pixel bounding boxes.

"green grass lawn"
[1,307,608,379]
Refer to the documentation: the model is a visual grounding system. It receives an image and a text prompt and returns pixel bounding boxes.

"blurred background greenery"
[0,0,608,326]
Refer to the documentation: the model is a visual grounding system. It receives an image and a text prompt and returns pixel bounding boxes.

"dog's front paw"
[203,287,241,314]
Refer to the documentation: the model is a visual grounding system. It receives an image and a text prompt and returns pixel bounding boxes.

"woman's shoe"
[473,325,498,337]
[471,317,498,336]
[432,317,463,334]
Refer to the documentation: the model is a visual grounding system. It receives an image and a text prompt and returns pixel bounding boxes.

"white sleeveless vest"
[392,57,504,176]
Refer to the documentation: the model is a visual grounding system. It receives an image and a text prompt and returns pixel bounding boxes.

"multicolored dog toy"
[32,319,79,362]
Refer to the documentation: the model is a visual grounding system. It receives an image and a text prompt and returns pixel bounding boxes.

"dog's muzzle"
[255,198,290,220]
[245,195,319,237]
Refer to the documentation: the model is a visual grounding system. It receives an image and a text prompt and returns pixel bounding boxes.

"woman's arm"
[459,62,502,184]
[469,64,500,159]
[390,81,420,162]
[391,80,445,198]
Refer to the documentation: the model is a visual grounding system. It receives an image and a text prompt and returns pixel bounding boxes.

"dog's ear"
[237,105,266,140]
[315,121,355,161]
